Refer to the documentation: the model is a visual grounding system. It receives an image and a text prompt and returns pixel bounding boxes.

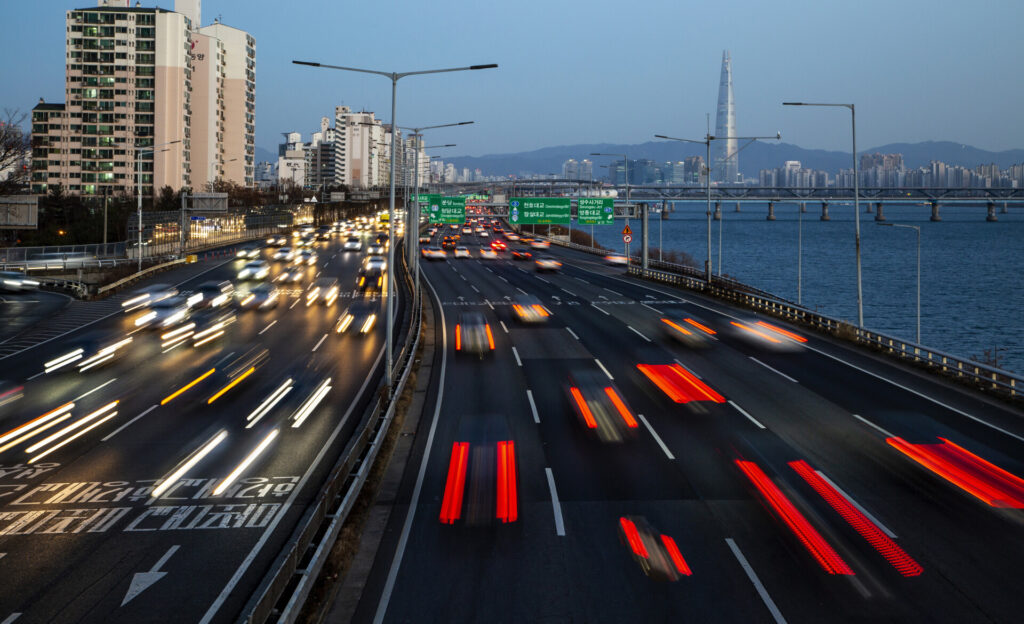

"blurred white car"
[0,271,40,292]
[344,236,363,251]
[272,247,294,262]
[238,260,270,280]
[604,253,628,266]
[454,246,471,259]
[530,240,551,250]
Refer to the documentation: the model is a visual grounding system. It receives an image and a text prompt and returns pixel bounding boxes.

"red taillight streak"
[619,517,648,558]
[454,324,461,351]
[730,321,781,343]
[789,460,922,577]
[636,364,725,404]
[496,440,518,522]
[684,318,716,335]
[756,321,808,343]
[604,387,638,428]
[569,387,598,428]
[735,460,854,575]
[485,324,495,350]
[439,442,469,524]
[887,437,1024,508]
[660,535,692,575]
[661,318,693,335]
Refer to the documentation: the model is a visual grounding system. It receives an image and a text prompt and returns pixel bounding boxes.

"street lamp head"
[293,60,321,67]
[776,132,782,139]
[782,102,804,106]
[469,64,498,70]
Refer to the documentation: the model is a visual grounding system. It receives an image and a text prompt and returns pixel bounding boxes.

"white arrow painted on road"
[122,545,179,606]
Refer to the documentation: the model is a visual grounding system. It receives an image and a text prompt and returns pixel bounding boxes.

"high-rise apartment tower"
[712,50,738,184]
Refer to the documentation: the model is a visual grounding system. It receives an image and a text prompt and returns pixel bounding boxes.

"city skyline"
[3,0,1023,160]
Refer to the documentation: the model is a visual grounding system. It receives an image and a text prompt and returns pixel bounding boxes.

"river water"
[585,201,1024,374]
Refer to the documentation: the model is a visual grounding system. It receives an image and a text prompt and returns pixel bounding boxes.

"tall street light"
[134,139,180,271]
[878,223,921,344]
[294,59,497,393]
[784,101,863,327]
[654,132,778,281]
[590,152,629,261]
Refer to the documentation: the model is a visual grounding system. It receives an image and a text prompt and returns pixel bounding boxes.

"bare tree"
[0,109,31,195]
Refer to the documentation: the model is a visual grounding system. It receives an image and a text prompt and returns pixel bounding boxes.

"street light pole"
[134,139,180,271]
[294,59,497,394]
[879,223,920,344]
[784,101,863,327]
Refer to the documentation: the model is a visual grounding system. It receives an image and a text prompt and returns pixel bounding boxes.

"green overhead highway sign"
[508,197,570,225]
[577,197,615,225]
[431,196,466,224]
[417,193,441,204]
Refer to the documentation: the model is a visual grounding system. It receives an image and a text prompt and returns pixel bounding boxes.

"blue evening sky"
[4,0,1022,157]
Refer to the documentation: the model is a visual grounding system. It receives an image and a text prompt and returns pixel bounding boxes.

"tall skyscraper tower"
[712,50,738,184]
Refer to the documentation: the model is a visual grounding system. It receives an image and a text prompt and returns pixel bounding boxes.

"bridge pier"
[799,202,807,213]
[930,201,942,222]
[713,201,722,221]
[820,201,831,221]
[1002,201,1008,214]
[986,201,998,222]
[766,201,776,221]
[874,202,886,221]
[866,202,873,214]
[735,201,741,212]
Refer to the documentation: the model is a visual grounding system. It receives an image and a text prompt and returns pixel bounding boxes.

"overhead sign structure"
[416,193,441,204]
[508,197,571,225]
[577,197,614,225]
[431,196,466,224]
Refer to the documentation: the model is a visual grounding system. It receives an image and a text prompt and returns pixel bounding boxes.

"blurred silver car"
[0,271,40,292]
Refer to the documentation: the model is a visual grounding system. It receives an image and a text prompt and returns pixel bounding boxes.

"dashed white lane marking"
[499,321,509,334]
[2,613,22,624]
[470,285,480,293]
[485,300,494,310]
[102,404,157,442]
[574,277,589,284]
[605,288,623,296]
[816,470,897,538]
[312,333,328,352]
[729,401,765,430]
[27,372,44,381]
[749,357,799,383]
[726,538,787,624]
[499,276,509,283]
[560,288,576,297]
[545,468,566,537]
[852,413,896,439]
[74,377,117,401]
[527,390,540,423]
[517,287,528,295]
[638,414,674,460]
[566,327,579,340]
[537,276,550,284]
[595,358,614,380]
[289,299,301,310]
[641,303,662,313]
[512,347,523,367]
[258,320,277,335]
[628,326,652,342]
[591,303,611,316]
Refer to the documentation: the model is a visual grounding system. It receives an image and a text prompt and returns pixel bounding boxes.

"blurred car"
[316,227,331,241]
[135,295,191,330]
[306,277,340,306]
[357,267,385,293]
[511,249,532,261]
[266,235,287,246]
[438,413,518,526]
[235,244,262,259]
[419,235,432,244]
[478,229,490,238]
[296,234,316,247]
[43,330,134,375]
[566,369,638,443]
[530,240,551,250]
[122,283,178,312]
[237,283,280,310]
[519,236,534,244]
[367,243,385,255]
[660,315,716,348]
[604,253,628,266]
[375,233,389,245]
[455,311,495,355]
[534,256,561,272]
[726,317,807,352]
[479,247,498,260]
[272,247,294,262]
[511,295,550,324]
[343,236,363,251]
[294,249,318,266]
[193,280,235,309]
[462,226,473,235]
[0,271,40,292]
[454,246,471,259]
[422,247,447,261]
[441,236,457,250]
[505,233,520,241]
[237,260,270,280]
[275,267,304,284]
[335,300,378,335]
[618,516,691,582]
[168,308,236,349]
[490,240,507,252]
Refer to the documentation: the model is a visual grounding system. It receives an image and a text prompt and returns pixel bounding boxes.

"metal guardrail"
[628,264,1023,400]
[241,241,421,624]
[95,257,186,296]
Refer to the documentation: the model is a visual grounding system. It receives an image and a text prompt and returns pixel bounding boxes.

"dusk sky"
[5,0,1022,158]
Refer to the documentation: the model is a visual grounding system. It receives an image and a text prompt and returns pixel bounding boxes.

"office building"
[712,50,738,184]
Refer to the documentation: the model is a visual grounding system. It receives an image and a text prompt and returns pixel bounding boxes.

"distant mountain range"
[439,140,1024,179]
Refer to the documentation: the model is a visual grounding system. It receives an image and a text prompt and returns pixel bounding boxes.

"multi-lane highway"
[351,219,1024,623]
[0,224,400,623]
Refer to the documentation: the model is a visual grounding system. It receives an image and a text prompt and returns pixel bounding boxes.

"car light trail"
[161,368,215,405]
[361,314,376,334]
[604,387,638,428]
[162,323,196,350]
[439,442,469,524]
[290,378,332,428]
[151,430,229,498]
[637,364,725,403]
[569,387,598,428]
[78,338,133,372]
[887,437,1024,508]
[735,459,854,575]
[45,348,84,374]
[212,429,279,496]
[789,460,922,576]
[0,402,75,454]
[730,321,781,343]
[208,366,256,404]
[496,440,518,523]
[756,321,808,343]
[659,535,693,576]
[193,322,227,347]
[684,318,716,334]
[485,324,495,350]
[661,318,693,335]
[0,385,24,408]
[619,517,649,557]
[336,314,354,333]
[455,324,462,351]
[134,310,157,327]
[27,401,119,463]
[247,379,294,428]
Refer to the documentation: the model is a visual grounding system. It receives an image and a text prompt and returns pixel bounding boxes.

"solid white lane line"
[312,333,328,352]
[470,285,479,293]
[74,377,117,401]
[101,405,157,442]
[805,344,1024,445]
[641,303,662,314]
[852,413,896,439]
[512,347,523,367]
[566,327,579,340]
[591,303,611,316]
[628,326,652,342]
[595,358,614,380]
[527,390,540,423]
[605,288,623,296]
[749,357,799,383]
[499,321,509,334]
[638,414,674,460]
[517,287,528,295]
[726,538,787,624]
[729,401,766,429]
[545,468,566,536]
[815,470,897,538]
[258,320,277,335]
